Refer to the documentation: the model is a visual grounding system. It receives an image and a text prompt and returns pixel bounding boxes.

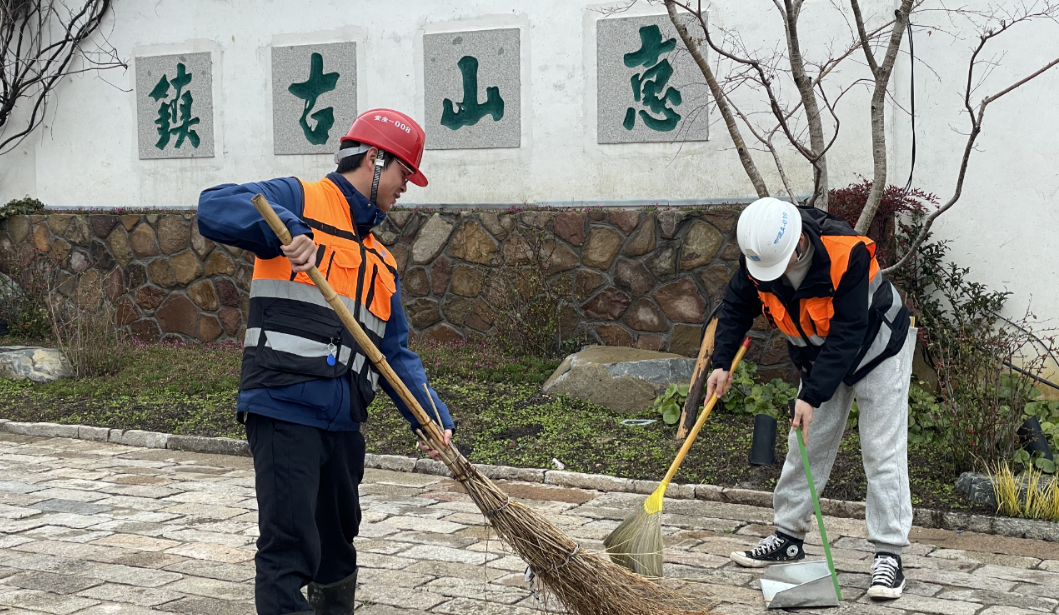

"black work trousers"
[246,413,365,615]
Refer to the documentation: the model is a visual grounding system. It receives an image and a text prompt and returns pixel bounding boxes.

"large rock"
[107,227,133,267]
[956,472,998,509]
[449,221,498,265]
[680,221,724,270]
[553,212,586,246]
[158,215,190,254]
[412,214,455,264]
[190,223,216,259]
[542,346,696,413]
[654,278,707,323]
[431,256,452,295]
[542,239,579,274]
[130,223,160,257]
[172,250,203,285]
[614,259,655,296]
[0,347,73,382]
[623,213,656,257]
[583,227,623,270]
[450,265,483,297]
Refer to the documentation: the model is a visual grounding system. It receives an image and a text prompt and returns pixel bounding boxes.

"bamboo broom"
[250,194,715,615]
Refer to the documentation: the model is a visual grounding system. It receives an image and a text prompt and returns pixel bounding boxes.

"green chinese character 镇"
[623,25,682,132]
[149,63,201,150]
[288,52,340,145]
[441,55,504,130]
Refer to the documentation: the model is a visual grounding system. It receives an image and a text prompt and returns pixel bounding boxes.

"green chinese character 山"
[288,52,340,145]
[623,25,682,132]
[150,63,201,150]
[441,55,504,130]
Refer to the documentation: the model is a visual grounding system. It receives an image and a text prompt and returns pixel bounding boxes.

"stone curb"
[1,418,1055,542]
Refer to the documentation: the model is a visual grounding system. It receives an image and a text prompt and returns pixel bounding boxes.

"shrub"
[0,197,45,221]
[721,360,796,421]
[483,222,581,358]
[46,271,124,378]
[827,180,936,265]
[0,249,59,340]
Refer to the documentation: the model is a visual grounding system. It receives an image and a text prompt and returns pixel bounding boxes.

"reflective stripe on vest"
[758,234,891,349]
[239,177,398,396]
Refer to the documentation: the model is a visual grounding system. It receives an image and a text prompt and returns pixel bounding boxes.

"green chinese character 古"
[441,55,504,130]
[623,25,682,132]
[149,63,200,150]
[288,52,340,145]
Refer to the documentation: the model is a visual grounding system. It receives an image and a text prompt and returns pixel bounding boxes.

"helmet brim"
[409,168,428,188]
[745,252,792,282]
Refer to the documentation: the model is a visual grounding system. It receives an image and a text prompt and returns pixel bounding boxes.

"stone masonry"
[1,213,251,345]
[0,208,796,381]
[1,432,1058,614]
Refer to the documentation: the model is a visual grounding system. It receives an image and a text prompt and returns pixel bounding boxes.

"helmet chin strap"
[370,150,385,205]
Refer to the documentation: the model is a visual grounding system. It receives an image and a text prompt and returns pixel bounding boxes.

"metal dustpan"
[761,560,839,608]
[760,401,843,609]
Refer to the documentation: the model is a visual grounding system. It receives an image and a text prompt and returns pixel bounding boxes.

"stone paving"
[0,433,1057,615]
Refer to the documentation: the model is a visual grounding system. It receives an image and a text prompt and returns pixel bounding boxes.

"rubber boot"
[307,569,358,615]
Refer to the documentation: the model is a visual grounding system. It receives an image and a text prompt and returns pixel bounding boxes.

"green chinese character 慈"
[623,25,682,132]
[288,52,340,145]
[441,55,504,130]
[149,63,201,150]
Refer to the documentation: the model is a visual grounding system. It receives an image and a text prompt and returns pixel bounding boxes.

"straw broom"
[604,337,753,577]
[250,195,714,615]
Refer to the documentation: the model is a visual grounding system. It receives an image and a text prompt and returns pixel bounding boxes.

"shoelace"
[750,534,784,557]
[871,555,899,586]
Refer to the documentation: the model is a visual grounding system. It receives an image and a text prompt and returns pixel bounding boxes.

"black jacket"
[712,207,909,407]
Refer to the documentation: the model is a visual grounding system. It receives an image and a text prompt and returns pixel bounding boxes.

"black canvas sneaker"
[730,531,805,568]
[866,552,905,599]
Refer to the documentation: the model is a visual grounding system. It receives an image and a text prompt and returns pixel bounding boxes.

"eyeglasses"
[394,158,415,182]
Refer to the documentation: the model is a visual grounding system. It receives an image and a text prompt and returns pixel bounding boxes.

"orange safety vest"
[757,235,881,347]
[241,177,398,411]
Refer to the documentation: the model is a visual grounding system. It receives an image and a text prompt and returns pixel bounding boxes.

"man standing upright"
[709,197,915,601]
[198,109,453,615]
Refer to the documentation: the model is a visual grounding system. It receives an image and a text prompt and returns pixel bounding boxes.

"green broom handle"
[795,422,842,601]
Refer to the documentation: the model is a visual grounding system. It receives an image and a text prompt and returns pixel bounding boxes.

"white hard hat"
[736,197,802,281]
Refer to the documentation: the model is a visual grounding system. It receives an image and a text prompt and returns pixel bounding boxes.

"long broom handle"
[659,336,752,486]
[795,423,843,601]
[249,194,447,447]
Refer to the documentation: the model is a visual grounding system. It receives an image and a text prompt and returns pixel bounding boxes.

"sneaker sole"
[867,581,904,600]
[729,551,776,568]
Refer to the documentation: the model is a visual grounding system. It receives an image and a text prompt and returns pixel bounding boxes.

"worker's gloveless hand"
[791,399,814,443]
[705,368,733,400]
[419,429,453,461]
[282,234,318,272]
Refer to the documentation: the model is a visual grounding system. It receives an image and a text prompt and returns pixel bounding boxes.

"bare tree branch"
[885,24,1059,274]
[853,0,915,234]
[782,0,829,210]
[665,0,770,197]
[0,0,125,155]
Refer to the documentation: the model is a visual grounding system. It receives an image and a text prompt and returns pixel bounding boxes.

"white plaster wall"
[0,0,884,208]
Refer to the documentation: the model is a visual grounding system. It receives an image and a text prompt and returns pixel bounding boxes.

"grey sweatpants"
[773,327,916,555]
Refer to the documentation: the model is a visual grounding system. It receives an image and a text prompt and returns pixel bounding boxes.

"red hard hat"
[339,109,428,187]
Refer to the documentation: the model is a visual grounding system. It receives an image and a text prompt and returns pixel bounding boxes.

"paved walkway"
[0,433,1057,615]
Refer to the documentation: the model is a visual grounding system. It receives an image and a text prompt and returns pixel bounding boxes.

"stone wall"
[0,208,796,382]
[1,213,252,344]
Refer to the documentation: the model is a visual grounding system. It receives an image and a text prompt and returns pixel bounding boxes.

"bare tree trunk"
[782,0,829,210]
[665,0,769,198]
[853,0,914,235]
